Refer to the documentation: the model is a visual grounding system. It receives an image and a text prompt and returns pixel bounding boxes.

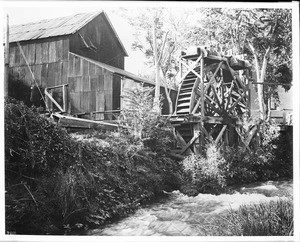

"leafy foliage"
[5,98,182,234]
[181,143,227,195]
[217,199,293,236]
[119,84,175,153]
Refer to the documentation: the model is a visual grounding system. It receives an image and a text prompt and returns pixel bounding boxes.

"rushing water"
[88,180,293,236]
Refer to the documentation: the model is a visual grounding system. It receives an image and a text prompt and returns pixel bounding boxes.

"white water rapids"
[88,180,293,236]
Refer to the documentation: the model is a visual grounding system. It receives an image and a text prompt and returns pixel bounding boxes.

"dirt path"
[88,180,293,236]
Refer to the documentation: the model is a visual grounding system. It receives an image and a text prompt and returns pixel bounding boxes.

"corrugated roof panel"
[9,11,102,42]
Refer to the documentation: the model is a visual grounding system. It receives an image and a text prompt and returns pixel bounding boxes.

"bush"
[119,84,175,153]
[5,98,182,234]
[181,143,227,195]
[216,199,293,236]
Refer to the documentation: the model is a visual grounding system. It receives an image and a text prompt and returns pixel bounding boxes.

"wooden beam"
[228,92,246,113]
[52,113,119,130]
[204,98,222,115]
[215,125,227,146]
[245,125,258,146]
[180,131,201,154]
[234,126,251,152]
[176,130,193,154]
[4,14,9,97]
[224,82,235,110]
[192,61,223,114]
[178,54,203,84]
[180,59,203,81]
[210,85,222,109]
[45,89,64,112]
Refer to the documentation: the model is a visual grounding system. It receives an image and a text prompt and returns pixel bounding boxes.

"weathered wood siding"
[69,13,125,69]
[68,53,114,119]
[9,37,69,88]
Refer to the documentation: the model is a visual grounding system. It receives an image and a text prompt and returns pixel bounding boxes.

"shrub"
[5,98,182,234]
[216,199,293,236]
[119,84,175,153]
[181,143,227,195]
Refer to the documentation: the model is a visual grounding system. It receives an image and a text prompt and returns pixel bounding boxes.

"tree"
[191,8,292,120]
[116,7,195,114]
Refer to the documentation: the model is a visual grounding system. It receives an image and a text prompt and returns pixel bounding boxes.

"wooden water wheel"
[171,47,252,154]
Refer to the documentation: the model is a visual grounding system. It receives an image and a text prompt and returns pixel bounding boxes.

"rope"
[16,42,51,114]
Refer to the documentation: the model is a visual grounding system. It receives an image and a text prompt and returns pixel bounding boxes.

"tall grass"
[215,198,293,236]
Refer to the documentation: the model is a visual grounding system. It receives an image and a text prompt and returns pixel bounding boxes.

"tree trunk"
[153,18,160,113]
[161,72,173,115]
[249,44,270,120]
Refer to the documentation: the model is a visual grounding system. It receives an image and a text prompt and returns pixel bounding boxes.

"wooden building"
[8,11,176,119]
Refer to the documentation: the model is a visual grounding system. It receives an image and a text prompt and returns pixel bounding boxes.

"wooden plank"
[49,41,57,63]
[90,91,96,112]
[68,77,76,93]
[75,56,82,76]
[47,63,55,87]
[25,65,32,86]
[81,76,90,92]
[63,85,68,112]
[35,43,42,65]
[41,42,49,64]
[215,125,227,146]
[19,44,27,66]
[68,54,75,77]
[90,75,99,91]
[9,46,15,67]
[96,91,105,120]
[27,43,36,65]
[69,92,81,113]
[95,65,103,75]
[62,61,68,84]
[104,90,113,111]
[52,113,119,130]
[104,74,113,91]
[80,92,90,112]
[54,62,62,86]
[45,89,64,112]
[56,40,63,62]
[88,62,96,75]
[14,45,21,66]
[34,64,42,86]
[62,39,69,60]
[82,59,89,76]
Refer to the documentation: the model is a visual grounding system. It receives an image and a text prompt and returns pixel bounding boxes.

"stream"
[87,180,293,236]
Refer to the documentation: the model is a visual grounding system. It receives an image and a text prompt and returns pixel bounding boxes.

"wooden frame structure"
[171,47,252,154]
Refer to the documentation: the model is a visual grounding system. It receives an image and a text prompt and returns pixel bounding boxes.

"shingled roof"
[9,11,128,56]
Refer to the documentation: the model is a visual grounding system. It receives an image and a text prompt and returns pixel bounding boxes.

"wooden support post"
[193,123,200,155]
[4,14,9,97]
[192,61,223,114]
[176,130,193,154]
[46,89,53,112]
[199,56,205,154]
[215,125,227,146]
[63,85,68,112]
[180,131,201,154]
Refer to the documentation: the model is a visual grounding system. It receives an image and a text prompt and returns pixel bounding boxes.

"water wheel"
[171,48,251,154]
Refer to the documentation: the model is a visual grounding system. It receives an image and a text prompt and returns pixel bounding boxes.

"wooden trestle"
[171,47,252,155]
